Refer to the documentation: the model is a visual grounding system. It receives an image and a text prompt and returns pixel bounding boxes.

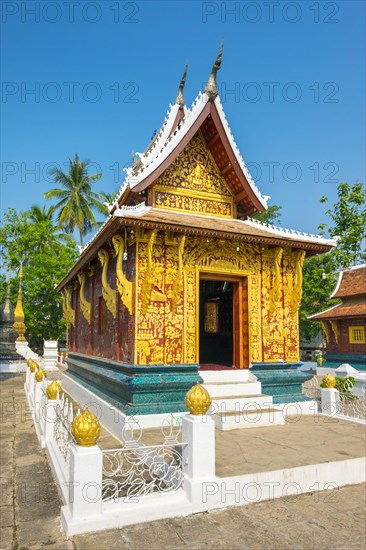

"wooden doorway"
[199,273,246,368]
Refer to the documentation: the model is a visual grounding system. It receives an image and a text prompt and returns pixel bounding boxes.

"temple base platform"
[65,352,201,416]
[63,355,315,433]
[250,362,314,404]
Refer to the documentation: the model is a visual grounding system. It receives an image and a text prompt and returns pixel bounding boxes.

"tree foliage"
[44,154,105,245]
[318,182,366,267]
[0,208,78,352]
[252,205,282,224]
[300,182,366,341]
[300,253,339,341]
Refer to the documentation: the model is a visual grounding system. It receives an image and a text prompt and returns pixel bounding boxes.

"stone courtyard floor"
[1,374,365,550]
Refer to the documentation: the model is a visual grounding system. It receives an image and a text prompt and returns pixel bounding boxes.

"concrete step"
[213,407,285,431]
[200,370,255,383]
[209,394,273,413]
[203,381,262,397]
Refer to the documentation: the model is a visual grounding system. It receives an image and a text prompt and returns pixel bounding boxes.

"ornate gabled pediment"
[152,132,235,218]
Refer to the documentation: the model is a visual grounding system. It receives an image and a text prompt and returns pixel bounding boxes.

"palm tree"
[44,155,105,245]
[98,190,119,215]
[28,204,55,224]
[27,203,74,249]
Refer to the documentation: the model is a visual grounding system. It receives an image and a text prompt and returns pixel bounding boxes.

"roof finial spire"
[176,64,188,109]
[13,263,26,342]
[204,39,224,101]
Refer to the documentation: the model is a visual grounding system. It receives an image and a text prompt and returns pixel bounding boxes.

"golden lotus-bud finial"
[185,383,212,415]
[46,380,63,400]
[322,374,337,388]
[71,409,101,447]
[35,368,46,382]
[29,360,37,373]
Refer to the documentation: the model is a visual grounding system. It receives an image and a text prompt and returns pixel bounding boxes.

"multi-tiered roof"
[57,43,335,289]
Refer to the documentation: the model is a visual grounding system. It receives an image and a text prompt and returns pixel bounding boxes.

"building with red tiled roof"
[309,265,366,362]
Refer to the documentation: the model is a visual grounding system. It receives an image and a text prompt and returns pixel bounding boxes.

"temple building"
[57,45,335,416]
[309,264,366,365]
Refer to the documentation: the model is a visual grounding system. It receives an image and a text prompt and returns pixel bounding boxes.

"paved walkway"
[1,374,365,550]
[140,413,366,477]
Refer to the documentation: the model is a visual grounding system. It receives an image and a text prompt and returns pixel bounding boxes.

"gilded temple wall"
[65,231,303,365]
[135,230,303,365]
[66,235,136,362]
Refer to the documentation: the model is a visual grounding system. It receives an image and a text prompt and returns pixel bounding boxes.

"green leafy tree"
[44,154,105,245]
[318,182,366,267]
[253,205,282,224]
[300,182,366,342]
[0,208,78,352]
[300,253,339,341]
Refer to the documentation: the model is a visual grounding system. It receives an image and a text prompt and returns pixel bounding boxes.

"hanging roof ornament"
[175,64,188,109]
[204,39,224,101]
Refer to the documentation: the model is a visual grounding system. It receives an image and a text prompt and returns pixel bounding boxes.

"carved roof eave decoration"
[116,218,334,253]
[56,204,335,292]
[56,215,117,292]
[110,93,269,217]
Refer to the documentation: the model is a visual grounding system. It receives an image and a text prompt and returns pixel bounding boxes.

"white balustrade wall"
[24,372,366,538]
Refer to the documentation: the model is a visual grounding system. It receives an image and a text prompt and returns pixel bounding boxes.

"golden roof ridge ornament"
[204,39,224,101]
[175,64,188,109]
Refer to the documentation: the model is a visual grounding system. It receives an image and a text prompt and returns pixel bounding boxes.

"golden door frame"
[198,271,248,369]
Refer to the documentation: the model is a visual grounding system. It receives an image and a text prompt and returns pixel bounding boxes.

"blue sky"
[1,0,365,236]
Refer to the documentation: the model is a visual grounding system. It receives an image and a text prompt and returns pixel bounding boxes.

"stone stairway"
[200,370,285,431]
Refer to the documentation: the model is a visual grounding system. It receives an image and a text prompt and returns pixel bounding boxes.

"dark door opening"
[199,279,235,366]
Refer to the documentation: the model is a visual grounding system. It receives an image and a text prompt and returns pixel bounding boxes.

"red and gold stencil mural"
[135,230,303,366]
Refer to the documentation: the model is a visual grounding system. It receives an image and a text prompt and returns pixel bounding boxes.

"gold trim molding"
[268,246,283,315]
[330,319,339,344]
[172,235,186,314]
[290,250,306,317]
[112,234,134,315]
[98,249,117,319]
[320,320,331,344]
[62,285,75,326]
[77,272,91,324]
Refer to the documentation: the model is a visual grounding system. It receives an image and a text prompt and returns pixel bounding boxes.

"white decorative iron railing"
[302,376,366,421]
[102,417,186,502]
[337,379,366,420]
[302,375,322,405]
[40,379,48,416]
[37,378,48,435]
[53,392,76,464]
